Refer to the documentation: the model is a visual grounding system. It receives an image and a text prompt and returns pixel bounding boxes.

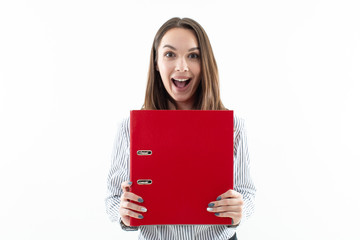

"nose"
[175,57,189,72]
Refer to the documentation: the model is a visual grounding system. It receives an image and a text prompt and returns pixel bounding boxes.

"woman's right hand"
[119,181,147,226]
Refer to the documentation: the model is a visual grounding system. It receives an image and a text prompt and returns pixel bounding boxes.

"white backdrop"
[1,0,359,239]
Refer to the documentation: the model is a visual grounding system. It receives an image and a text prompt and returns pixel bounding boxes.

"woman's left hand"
[207,189,244,225]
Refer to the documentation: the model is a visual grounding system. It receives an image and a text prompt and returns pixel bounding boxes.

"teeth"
[173,78,190,82]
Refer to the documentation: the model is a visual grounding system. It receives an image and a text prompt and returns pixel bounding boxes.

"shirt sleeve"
[233,115,256,222]
[105,117,139,231]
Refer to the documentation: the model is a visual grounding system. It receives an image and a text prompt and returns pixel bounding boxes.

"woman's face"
[156,28,201,109]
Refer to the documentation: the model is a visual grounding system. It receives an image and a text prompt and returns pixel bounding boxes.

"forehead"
[160,28,199,50]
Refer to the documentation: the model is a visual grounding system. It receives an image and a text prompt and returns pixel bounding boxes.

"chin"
[172,95,191,102]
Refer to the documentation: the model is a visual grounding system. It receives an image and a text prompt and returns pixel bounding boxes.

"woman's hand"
[119,181,147,226]
[207,189,244,225]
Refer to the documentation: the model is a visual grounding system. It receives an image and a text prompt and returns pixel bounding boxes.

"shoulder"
[233,112,246,134]
[115,115,130,140]
[119,115,130,130]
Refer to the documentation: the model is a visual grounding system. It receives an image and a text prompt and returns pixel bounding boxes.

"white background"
[1,0,359,239]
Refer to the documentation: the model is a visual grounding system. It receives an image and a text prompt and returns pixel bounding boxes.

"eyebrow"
[163,44,199,52]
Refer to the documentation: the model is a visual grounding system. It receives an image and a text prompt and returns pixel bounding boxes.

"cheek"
[160,70,171,86]
[192,63,201,79]
[158,61,172,78]
[158,64,172,88]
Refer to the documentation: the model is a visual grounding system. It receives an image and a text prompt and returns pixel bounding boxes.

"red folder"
[129,110,233,226]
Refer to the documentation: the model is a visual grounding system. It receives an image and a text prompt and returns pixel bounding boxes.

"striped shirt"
[105,114,256,240]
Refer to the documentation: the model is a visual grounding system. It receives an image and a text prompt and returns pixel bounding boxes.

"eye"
[189,53,200,59]
[165,52,175,58]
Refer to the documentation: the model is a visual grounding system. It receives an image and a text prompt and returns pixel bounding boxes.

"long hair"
[142,17,226,110]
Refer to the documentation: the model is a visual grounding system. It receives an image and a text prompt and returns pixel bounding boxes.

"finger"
[121,201,148,213]
[216,190,243,201]
[120,191,144,203]
[121,181,133,192]
[208,198,244,208]
[120,208,144,220]
[213,211,242,220]
[121,216,131,227]
[213,211,242,226]
[207,205,241,213]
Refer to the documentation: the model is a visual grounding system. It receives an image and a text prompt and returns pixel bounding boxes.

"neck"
[168,100,195,110]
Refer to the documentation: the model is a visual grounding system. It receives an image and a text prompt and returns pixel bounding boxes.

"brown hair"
[142,17,226,110]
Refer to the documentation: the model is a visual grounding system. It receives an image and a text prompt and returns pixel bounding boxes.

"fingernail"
[208,203,215,207]
[141,207,147,212]
[138,214,144,219]
[216,196,222,201]
[138,198,144,203]
[215,213,220,216]
[207,207,213,212]
[128,181,132,185]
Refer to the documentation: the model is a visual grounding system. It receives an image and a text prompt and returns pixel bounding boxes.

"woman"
[106,17,256,240]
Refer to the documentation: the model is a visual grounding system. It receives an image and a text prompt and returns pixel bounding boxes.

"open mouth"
[171,78,191,88]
